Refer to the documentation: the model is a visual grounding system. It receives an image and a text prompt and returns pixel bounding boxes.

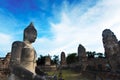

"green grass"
[47,69,89,80]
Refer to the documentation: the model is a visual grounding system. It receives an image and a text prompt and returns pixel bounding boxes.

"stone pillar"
[102,29,120,72]
[60,52,66,66]
[78,44,87,62]
[78,44,87,71]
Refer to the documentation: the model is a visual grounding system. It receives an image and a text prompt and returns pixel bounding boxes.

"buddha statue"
[20,22,37,74]
[8,22,44,80]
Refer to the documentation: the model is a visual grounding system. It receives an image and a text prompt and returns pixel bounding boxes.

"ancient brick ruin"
[76,29,120,80]
[45,55,51,66]
[0,53,11,80]
[78,44,87,71]
[60,51,67,66]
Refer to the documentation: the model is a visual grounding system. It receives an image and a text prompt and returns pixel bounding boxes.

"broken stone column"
[78,44,87,62]
[60,52,66,66]
[78,44,87,71]
[102,29,120,72]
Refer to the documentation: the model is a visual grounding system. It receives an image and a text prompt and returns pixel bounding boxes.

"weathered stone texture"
[0,53,11,80]
[60,52,66,66]
[102,29,120,71]
[8,22,42,80]
[10,41,24,64]
[102,29,119,56]
[78,44,87,71]
[0,52,11,69]
[78,44,87,62]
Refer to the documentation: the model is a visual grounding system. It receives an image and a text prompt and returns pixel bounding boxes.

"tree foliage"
[97,53,104,58]
[37,55,59,66]
[51,55,59,65]
[86,51,96,58]
[36,55,45,66]
[86,51,104,58]
[66,53,78,64]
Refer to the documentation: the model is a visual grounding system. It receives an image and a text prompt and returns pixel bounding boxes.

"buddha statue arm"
[9,41,24,73]
[10,41,24,64]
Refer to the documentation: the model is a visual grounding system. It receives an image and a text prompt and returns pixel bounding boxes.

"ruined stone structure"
[80,29,120,80]
[78,44,87,71]
[0,53,11,69]
[78,44,87,62]
[65,29,120,80]
[0,53,11,80]
[45,55,51,66]
[60,52,66,66]
[8,22,44,80]
[102,29,120,72]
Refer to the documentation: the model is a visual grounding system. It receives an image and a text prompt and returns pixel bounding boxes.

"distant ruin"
[63,29,120,80]
[0,53,11,80]
[76,29,120,80]
[45,55,51,66]
[60,51,67,66]
[78,44,87,71]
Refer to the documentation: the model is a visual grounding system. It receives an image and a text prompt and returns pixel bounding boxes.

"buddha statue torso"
[20,42,37,74]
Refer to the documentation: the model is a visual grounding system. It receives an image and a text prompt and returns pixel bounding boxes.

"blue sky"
[0,0,120,57]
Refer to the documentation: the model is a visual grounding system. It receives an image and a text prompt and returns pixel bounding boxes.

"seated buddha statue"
[8,22,44,80]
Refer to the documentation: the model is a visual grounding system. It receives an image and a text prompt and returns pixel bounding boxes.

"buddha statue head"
[24,22,37,43]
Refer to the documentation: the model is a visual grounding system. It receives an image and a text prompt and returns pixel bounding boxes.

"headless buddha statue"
[8,23,44,80]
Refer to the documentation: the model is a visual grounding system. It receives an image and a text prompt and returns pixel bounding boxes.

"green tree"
[97,53,104,58]
[36,55,45,66]
[52,55,59,65]
[86,51,96,58]
[66,53,78,64]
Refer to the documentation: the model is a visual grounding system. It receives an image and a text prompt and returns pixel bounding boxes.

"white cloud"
[0,33,13,57]
[1,0,120,58]
[0,8,21,57]
[33,0,120,56]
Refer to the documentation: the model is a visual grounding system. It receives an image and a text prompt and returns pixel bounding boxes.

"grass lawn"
[47,69,89,80]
